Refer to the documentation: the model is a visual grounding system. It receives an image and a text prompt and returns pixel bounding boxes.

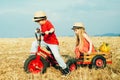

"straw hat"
[33,11,47,22]
[72,22,85,30]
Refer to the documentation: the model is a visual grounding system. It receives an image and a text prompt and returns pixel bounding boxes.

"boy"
[31,11,69,75]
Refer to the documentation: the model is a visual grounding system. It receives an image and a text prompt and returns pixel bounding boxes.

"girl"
[31,11,69,75]
[72,22,96,59]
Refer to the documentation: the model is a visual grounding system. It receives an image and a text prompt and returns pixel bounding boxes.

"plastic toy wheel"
[96,59,104,67]
[24,55,47,74]
[69,63,77,71]
[92,55,106,69]
[66,59,77,72]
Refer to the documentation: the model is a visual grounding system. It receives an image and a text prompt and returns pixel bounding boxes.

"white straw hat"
[33,11,47,22]
[72,22,85,30]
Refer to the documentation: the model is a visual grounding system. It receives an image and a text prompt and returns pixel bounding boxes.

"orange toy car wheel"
[96,59,104,67]
[66,59,77,72]
[69,63,77,71]
[92,55,106,69]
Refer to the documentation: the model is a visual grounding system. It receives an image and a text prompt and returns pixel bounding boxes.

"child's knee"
[32,41,38,47]
[30,41,38,53]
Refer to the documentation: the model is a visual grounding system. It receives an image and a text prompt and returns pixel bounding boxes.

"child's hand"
[87,51,91,54]
[45,28,54,35]
[35,28,40,33]
[45,31,50,35]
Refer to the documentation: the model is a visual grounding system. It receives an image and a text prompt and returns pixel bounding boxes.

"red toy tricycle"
[24,29,60,74]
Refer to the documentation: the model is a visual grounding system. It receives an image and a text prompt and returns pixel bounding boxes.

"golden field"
[0,37,120,80]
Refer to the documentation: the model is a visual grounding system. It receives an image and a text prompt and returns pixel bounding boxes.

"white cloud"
[0,8,32,15]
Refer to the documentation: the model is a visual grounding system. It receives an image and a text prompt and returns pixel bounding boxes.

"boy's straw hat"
[72,22,85,30]
[33,11,47,22]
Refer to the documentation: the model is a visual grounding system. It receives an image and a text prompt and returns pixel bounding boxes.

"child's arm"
[45,28,54,35]
[83,33,92,54]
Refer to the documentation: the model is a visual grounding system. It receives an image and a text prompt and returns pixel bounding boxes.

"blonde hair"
[76,28,85,49]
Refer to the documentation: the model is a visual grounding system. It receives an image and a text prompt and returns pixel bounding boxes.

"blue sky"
[0,0,120,38]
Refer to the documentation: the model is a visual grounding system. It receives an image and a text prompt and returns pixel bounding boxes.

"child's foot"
[61,67,70,76]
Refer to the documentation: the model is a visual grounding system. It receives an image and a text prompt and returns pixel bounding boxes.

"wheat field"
[0,37,120,80]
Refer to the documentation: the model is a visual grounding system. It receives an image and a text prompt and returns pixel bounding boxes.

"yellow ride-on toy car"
[67,43,112,71]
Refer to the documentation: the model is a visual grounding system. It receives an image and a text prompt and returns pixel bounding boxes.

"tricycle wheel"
[66,58,77,72]
[92,55,106,69]
[24,55,48,74]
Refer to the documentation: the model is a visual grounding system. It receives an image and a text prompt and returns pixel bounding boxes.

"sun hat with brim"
[72,22,85,30]
[33,11,47,22]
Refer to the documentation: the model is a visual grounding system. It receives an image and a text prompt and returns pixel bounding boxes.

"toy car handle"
[35,32,39,41]
[35,27,44,39]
